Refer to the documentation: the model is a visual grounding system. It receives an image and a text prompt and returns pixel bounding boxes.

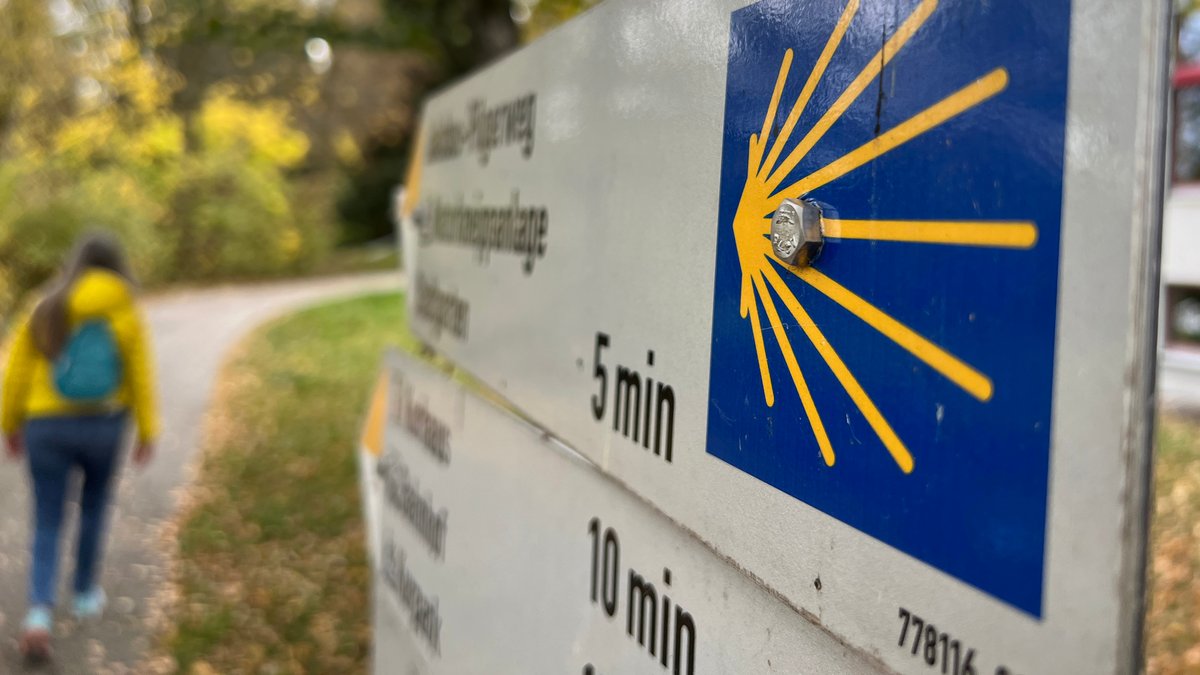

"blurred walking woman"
[0,233,158,659]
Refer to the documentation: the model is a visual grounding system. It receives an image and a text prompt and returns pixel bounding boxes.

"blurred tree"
[136,0,520,245]
[1181,1,1200,63]
[379,0,518,75]
[0,0,329,317]
[162,86,321,280]
[334,0,520,244]
[0,0,75,153]
[0,0,179,312]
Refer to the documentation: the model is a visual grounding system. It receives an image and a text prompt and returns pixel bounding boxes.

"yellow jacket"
[1,269,159,442]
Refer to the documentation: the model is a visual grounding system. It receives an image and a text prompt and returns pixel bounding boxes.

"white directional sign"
[362,350,882,674]
[401,0,1168,672]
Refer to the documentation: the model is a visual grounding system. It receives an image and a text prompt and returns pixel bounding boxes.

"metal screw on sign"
[771,198,824,267]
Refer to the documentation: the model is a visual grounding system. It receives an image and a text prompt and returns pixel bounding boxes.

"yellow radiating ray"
[752,272,835,465]
[760,261,915,473]
[744,279,776,407]
[739,275,775,405]
[747,236,993,401]
[748,133,763,178]
[763,0,939,193]
[740,275,752,318]
[823,219,1038,248]
[758,0,860,180]
[767,68,1009,215]
[752,50,794,171]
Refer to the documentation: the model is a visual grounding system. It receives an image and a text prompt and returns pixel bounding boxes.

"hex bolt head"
[771,198,824,267]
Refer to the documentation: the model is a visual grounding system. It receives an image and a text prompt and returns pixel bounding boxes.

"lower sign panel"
[364,349,880,674]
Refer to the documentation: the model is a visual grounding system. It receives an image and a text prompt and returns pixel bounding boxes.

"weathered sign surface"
[401,0,1168,672]
[362,350,882,674]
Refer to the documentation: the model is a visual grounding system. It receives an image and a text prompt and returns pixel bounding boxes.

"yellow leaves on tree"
[49,38,185,170]
[0,5,326,316]
[196,86,310,169]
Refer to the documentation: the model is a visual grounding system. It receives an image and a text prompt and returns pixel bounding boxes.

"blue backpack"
[53,320,123,402]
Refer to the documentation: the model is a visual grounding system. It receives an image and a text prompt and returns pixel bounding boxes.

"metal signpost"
[384,0,1169,672]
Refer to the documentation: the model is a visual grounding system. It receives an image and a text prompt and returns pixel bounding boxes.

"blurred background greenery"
[0,0,599,317]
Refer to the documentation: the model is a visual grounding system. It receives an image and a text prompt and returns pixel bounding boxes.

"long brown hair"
[30,232,136,358]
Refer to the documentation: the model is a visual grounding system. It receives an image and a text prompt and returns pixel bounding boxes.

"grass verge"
[165,291,416,674]
[1147,414,1200,674]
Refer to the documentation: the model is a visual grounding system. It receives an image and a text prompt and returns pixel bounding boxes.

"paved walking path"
[0,272,402,673]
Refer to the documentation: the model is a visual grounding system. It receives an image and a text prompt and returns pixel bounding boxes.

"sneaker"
[19,606,52,661]
[72,588,106,620]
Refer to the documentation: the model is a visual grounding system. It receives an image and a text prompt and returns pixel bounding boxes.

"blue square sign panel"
[706,0,1071,616]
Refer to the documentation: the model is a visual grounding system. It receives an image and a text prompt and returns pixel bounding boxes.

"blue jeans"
[24,413,127,607]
